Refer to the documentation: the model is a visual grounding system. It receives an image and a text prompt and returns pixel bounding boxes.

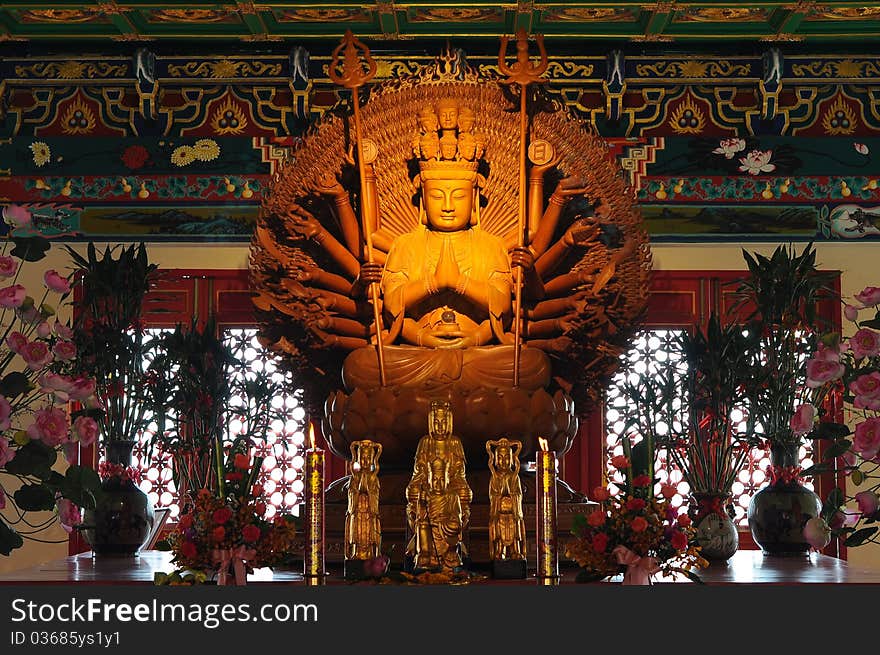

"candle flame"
[538,437,548,452]
[352,461,361,472]
[309,423,316,450]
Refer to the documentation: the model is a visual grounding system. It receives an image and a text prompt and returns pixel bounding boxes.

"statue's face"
[458,113,474,133]
[423,179,473,232]
[431,408,451,437]
[497,447,511,469]
[438,104,459,130]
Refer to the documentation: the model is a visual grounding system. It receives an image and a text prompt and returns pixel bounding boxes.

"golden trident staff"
[498,29,548,388]
[329,30,386,386]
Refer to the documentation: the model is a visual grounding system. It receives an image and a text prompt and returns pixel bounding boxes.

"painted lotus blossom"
[853,417,880,460]
[850,372,880,399]
[855,286,880,307]
[0,256,18,278]
[790,403,816,436]
[738,149,776,175]
[0,284,27,308]
[26,407,70,447]
[43,270,71,294]
[2,204,32,228]
[5,331,27,354]
[849,328,880,359]
[712,138,746,159]
[854,142,870,155]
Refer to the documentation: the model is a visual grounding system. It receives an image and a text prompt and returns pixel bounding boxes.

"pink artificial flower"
[855,491,880,517]
[63,441,78,464]
[829,510,859,529]
[814,342,841,363]
[849,328,880,359]
[2,204,31,228]
[36,322,51,338]
[19,340,52,371]
[0,256,17,278]
[52,321,74,340]
[803,517,831,550]
[68,377,96,402]
[855,395,880,410]
[790,403,816,436]
[0,396,10,431]
[855,286,880,307]
[839,449,858,473]
[853,417,880,460]
[738,149,776,175]
[39,372,73,394]
[5,331,27,354]
[26,407,69,447]
[56,499,81,533]
[0,437,15,467]
[72,415,98,447]
[845,304,860,321]
[806,358,845,388]
[52,340,76,361]
[0,284,26,308]
[43,270,71,294]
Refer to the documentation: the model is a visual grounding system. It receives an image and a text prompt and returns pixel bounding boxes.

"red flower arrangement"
[566,438,706,584]
[97,461,141,484]
[168,452,296,584]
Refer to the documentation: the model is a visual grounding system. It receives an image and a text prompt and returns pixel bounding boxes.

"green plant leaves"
[60,465,102,510]
[811,422,851,441]
[845,527,878,547]
[10,236,50,262]
[13,483,56,511]
[0,372,33,398]
[4,440,57,478]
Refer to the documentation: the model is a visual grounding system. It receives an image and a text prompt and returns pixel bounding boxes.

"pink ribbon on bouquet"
[612,545,659,586]
[211,546,256,586]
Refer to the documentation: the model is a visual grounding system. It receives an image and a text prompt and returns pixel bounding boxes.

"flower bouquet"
[566,435,705,584]
[0,205,103,556]
[164,449,297,585]
[798,285,880,550]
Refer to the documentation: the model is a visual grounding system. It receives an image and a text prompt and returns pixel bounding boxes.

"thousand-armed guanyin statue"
[250,31,651,473]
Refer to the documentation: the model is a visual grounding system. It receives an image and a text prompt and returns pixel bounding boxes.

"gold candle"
[304,423,325,584]
[536,437,559,585]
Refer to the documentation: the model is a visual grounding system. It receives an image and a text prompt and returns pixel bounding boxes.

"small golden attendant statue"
[406,401,472,572]
[487,438,526,578]
[344,440,382,565]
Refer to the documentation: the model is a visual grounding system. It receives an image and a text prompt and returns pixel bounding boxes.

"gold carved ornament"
[249,35,651,412]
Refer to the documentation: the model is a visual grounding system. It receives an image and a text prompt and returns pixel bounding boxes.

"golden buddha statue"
[251,41,651,471]
[487,438,525,563]
[344,440,382,561]
[406,401,471,571]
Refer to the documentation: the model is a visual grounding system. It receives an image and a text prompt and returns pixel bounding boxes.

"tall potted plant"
[66,242,159,555]
[731,243,836,555]
[617,315,762,561]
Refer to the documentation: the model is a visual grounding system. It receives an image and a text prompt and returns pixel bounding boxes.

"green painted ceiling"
[2,2,880,43]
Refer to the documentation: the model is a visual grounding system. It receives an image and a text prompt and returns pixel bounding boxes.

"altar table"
[2,550,880,584]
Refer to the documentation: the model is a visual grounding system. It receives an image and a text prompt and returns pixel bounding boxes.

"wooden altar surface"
[2,550,880,585]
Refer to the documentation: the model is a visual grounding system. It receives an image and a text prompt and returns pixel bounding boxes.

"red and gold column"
[536,437,559,585]
[304,423,326,585]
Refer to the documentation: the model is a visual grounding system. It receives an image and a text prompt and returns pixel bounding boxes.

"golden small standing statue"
[487,438,527,578]
[406,401,472,572]
[344,439,383,578]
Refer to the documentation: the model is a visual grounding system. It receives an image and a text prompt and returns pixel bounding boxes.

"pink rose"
[26,407,69,447]
[803,517,831,550]
[68,377,97,401]
[0,437,15,467]
[0,284,26,308]
[806,358,845,388]
[845,304,860,321]
[849,328,880,359]
[2,204,31,228]
[855,491,880,517]
[855,395,880,410]
[73,415,98,447]
[56,499,81,533]
[850,372,880,398]
[5,331,27,354]
[20,340,52,370]
[43,270,71,294]
[0,396,10,431]
[853,417,880,460]
[855,286,880,307]
[0,256,17,278]
[53,321,74,340]
[790,403,816,436]
[52,340,76,361]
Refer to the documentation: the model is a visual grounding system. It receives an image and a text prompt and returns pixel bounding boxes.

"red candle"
[304,423,325,584]
[536,437,559,585]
